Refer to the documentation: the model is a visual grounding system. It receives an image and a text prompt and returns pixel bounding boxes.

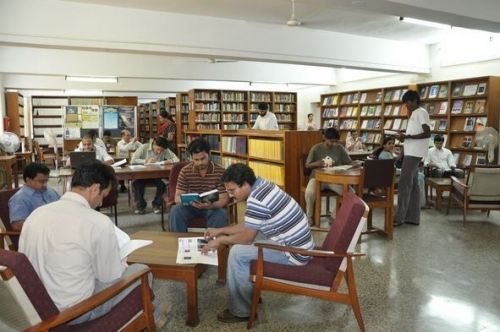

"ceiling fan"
[286,0,302,27]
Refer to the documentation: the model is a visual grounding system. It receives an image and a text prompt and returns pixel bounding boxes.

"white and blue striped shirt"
[245,177,314,265]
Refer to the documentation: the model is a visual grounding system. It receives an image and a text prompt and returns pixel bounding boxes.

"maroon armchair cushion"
[165,161,190,204]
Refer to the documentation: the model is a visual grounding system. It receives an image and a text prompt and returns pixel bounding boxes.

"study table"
[0,155,19,189]
[314,167,362,227]
[127,231,229,327]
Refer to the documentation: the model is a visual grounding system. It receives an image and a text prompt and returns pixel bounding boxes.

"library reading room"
[1,1,500,331]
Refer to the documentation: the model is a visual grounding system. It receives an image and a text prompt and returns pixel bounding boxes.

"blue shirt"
[245,177,314,265]
[9,186,60,224]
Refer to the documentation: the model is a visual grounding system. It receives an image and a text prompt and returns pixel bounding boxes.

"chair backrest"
[0,188,21,248]
[362,159,395,189]
[32,139,45,162]
[100,185,118,208]
[166,161,190,203]
[320,191,368,273]
[0,250,61,331]
[468,166,500,201]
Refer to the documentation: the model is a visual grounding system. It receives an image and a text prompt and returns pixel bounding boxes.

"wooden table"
[314,167,362,227]
[425,178,452,210]
[0,155,19,189]
[348,150,371,160]
[127,231,228,327]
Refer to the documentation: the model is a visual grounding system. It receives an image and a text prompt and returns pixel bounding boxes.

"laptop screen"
[70,151,96,169]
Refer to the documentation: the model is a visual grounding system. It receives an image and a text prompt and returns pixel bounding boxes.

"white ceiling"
[1,0,500,97]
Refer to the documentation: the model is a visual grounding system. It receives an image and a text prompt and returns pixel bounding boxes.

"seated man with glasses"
[8,162,60,231]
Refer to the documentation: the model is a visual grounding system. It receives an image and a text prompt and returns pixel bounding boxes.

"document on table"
[176,237,218,265]
[323,165,355,172]
[128,165,146,169]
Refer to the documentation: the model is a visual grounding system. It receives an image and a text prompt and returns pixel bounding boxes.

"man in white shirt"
[252,103,279,130]
[68,134,114,167]
[116,129,142,158]
[18,161,162,325]
[77,129,107,151]
[394,90,431,227]
[425,134,464,178]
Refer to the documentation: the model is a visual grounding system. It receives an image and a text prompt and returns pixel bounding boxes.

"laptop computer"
[69,151,96,169]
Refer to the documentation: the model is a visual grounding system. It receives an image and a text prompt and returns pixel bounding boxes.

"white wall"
[0,75,5,133]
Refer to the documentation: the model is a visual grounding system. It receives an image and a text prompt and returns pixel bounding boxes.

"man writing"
[201,163,314,323]
[18,161,164,326]
[252,102,278,130]
[169,138,229,232]
[9,163,60,231]
[394,90,431,226]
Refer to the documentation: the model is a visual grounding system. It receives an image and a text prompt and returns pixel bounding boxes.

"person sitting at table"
[371,135,396,160]
[67,134,114,167]
[158,111,177,153]
[131,136,179,214]
[116,129,143,192]
[169,138,229,232]
[102,130,117,153]
[77,129,107,151]
[9,162,60,231]
[424,134,464,178]
[304,127,353,222]
[345,131,364,151]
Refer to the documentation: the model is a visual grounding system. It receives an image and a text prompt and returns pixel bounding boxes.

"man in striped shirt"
[169,138,230,232]
[201,163,314,323]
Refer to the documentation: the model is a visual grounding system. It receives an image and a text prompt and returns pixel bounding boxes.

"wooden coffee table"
[425,178,452,210]
[127,231,228,327]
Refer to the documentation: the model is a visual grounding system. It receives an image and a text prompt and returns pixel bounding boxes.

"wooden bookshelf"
[183,129,320,203]
[176,92,189,158]
[320,76,500,166]
[5,92,25,137]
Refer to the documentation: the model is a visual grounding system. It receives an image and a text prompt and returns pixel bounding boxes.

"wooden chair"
[446,165,500,226]
[0,188,21,250]
[97,185,118,226]
[162,161,236,232]
[358,159,395,239]
[0,249,155,332]
[299,153,339,218]
[248,191,369,331]
[33,139,58,168]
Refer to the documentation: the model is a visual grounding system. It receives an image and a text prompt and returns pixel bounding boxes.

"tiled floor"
[4,178,500,331]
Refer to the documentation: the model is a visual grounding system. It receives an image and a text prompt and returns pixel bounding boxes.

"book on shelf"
[428,85,439,98]
[419,86,429,99]
[392,118,402,130]
[374,105,382,116]
[463,117,475,131]
[462,154,473,167]
[451,100,464,114]
[383,105,392,116]
[360,93,367,103]
[361,120,368,129]
[427,104,435,115]
[429,119,437,131]
[176,237,218,265]
[476,153,487,165]
[473,100,486,114]
[451,83,463,97]
[346,107,353,117]
[392,105,401,116]
[367,106,375,116]
[360,106,368,116]
[180,189,219,206]
[384,119,393,129]
[438,101,448,114]
[462,135,473,148]
[384,91,392,102]
[452,153,460,165]
[352,92,360,103]
[463,101,474,114]
[438,85,448,98]
[463,84,478,96]
[392,89,401,101]
[474,117,488,131]
[400,119,408,130]
[375,92,382,102]
[438,119,448,131]
[477,82,487,95]
[352,106,359,116]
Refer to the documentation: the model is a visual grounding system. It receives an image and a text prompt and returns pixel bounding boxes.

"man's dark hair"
[402,90,420,104]
[187,138,211,155]
[71,161,117,192]
[103,130,112,137]
[153,136,169,150]
[221,163,257,187]
[87,129,97,139]
[160,111,175,122]
[434,134,445,142]
[257,103,269,112]
[23,163,50,182]
[322,127,340,140]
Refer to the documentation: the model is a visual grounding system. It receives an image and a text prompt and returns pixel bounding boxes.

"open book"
[180,189,219,206]
[114,226,153,260]
[176,237,218,265]
[112,159,127,168]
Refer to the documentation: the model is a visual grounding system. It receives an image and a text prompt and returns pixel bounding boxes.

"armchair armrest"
[253,242,364,259]
[450,175,469,197]
[24,266,152,332]
[0,230,20,250]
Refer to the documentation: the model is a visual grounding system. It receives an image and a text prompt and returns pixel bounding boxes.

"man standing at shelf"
[131,136,179,214]
[169,138,229,232]
[304,127,353,222]
[425,134,465,178]
[200,163,314,323]
[252,102,279,130]
[394,90,431,227]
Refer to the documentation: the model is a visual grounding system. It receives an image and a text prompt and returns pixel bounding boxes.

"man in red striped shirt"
[169,138,230,232]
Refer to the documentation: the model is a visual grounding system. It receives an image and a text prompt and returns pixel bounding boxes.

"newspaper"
[176,237,218,265]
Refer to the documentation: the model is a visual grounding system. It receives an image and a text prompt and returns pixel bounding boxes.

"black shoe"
[119,186,127,193]
[406,221,420,225]
[217,309,249,323]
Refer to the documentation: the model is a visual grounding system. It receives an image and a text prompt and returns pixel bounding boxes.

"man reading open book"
[169,138,230,232]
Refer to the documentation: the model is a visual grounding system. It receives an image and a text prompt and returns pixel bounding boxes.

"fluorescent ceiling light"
[64,89,103,96]
[400,17,451,29]
[65,75,118,83]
